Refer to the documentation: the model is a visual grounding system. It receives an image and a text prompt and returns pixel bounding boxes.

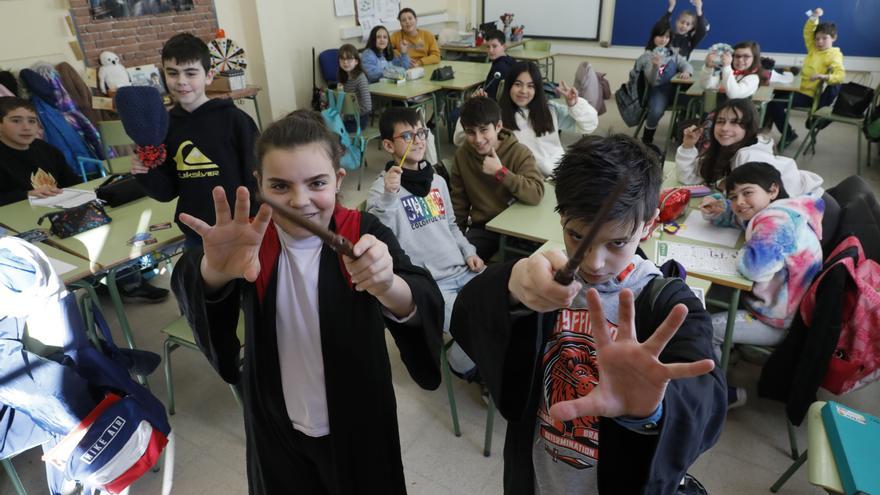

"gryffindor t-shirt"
[532,256,660,494]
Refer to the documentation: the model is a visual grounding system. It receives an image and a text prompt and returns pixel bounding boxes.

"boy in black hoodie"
[132,33,259,248]
[450,134,725,494]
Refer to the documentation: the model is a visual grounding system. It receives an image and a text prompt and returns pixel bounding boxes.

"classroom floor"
[3,101,879,494]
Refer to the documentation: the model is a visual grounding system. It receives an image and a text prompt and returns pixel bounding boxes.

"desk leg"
[663,84,683,155]
[550,56,556,82]
[770,450,807,493]
[719,288,741,372]
[779,93,795,152]
[498,234,508,262]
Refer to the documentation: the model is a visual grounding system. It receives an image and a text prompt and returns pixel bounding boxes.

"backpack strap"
[648,276,679,312]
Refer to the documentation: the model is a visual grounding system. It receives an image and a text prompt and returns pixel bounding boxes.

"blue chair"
[318,49,340,87]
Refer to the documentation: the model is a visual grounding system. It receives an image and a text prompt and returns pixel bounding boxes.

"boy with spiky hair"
[451,134,726,494]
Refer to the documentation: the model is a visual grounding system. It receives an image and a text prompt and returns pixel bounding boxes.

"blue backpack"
[321,89,362,172]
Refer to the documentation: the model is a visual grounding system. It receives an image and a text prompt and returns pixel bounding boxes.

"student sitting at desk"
[367,107,482,380]
[699,41,764,100]
[700,162,824,408]
[0,97,81,206]
[766,7,845,146]
[480,29,517,100]
[361,25,411,83]
[454,61,599,177]
[677,99,824,197]
[450,134,725,494]
[391,8,440,67]
[450,96,544,261]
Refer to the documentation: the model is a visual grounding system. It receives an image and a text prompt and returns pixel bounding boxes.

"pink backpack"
[800,236,880,394]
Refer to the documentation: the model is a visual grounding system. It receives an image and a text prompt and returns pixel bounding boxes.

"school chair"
[162,314,245,415]
[318,49,340,87]
[770,401,844,493]
[97,120,135,174]
[794,81,880,175]
[1,457,27,495]
[331,89,380,191]
[440,339,497,457]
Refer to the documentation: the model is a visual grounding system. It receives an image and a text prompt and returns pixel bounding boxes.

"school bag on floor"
[573,61,610,115]
[615,68,645,127]
[799,236,880,395]
[321,89,362,171]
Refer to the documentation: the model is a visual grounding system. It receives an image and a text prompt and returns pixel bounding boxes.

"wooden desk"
[508,48,557,81]
[426,60,492,76]
[207,85,263,129]
[440,38,526,56]
[0,178,184,353]
[369,79,441,152]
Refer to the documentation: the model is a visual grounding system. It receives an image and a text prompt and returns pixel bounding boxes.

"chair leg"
[440,345,462,437]
[1,458,27,495]
[857,131,863,176]
[164,339,179,415]
[787,419,799,460]
[770,450,807,493]
[484,395,496,457]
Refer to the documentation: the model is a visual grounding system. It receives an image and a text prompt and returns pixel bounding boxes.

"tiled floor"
[3,100,879,494]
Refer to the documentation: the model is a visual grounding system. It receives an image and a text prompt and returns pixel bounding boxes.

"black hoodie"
[135,98,259,244]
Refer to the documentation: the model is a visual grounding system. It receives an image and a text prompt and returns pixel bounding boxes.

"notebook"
[821,401,880,495]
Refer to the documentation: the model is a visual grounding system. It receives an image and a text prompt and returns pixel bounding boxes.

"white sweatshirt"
[675,134,824,197]
[453,97,599,177]
[698,65,760,100]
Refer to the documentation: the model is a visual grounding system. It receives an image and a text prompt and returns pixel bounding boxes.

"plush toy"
[97,51,131,95]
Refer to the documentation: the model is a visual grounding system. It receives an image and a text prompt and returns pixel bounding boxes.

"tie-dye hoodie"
[703,194,824,328]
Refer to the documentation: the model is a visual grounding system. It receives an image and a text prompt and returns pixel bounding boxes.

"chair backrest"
[524,40,551,52]
[338,91,361,121]
[864,82,880,142]
[826,175,880,260]
[318,49,339,86]
[97,120,134,148]
[495,78,506,100]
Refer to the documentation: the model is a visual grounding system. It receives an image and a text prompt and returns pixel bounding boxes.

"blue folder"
[821,401,880,495]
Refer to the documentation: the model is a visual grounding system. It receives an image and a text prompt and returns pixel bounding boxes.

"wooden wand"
[256,192,357,259]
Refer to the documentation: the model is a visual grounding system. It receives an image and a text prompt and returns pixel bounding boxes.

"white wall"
[0,0,84,73]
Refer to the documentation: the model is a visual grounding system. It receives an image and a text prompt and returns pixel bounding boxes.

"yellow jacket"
[390,29,440,66]
[799,17,845,97]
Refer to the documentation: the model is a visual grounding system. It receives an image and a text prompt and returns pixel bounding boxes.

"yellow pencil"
[398,138,414,168]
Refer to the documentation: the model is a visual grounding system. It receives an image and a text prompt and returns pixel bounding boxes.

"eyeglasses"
[733,54,753,59]
[340,56,357,61]
[392,128,429,143]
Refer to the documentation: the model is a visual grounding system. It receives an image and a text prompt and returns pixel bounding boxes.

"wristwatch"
[494,166,509,182]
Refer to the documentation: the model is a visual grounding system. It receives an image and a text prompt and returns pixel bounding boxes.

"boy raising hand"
[451,135,725,494]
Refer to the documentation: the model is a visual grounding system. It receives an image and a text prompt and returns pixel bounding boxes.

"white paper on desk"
[675,210,740,248]
[656,240,740,277]
[48,256,77,276]
[29,188,97,209]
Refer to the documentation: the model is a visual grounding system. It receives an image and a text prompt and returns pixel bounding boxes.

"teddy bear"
[98,51,131,95]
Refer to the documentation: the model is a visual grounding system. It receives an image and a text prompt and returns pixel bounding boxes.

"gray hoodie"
[367,169,476,282]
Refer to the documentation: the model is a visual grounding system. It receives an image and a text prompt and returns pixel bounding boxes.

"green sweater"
[450,129,544,230]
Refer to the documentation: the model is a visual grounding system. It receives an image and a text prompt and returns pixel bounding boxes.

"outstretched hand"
[179,186,272,290]
[555,81,580,107]
[549,288,715,421]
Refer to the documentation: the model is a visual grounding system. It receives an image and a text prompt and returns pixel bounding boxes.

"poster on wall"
[89,0,194,20]
[355,0,400,26]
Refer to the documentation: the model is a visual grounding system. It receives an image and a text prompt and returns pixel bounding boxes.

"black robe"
[450,261,727,494]
[172,210,444,494]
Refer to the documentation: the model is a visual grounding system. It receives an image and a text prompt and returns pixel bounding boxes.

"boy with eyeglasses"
[367,107,482,380]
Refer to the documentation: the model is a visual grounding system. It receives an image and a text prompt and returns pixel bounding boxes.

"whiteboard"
[483,0,601,41]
